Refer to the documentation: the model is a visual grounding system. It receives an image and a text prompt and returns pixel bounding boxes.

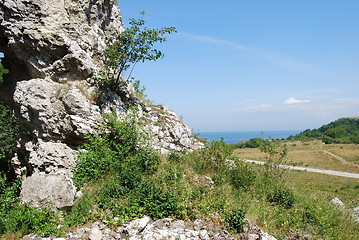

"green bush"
[134,179,182,219]
[228,162,256,191]
[225,209,246,233]
[168,152,183,163]
[0,61,9,84]
[64,195,94,227]
[0,100,23,170]
[73,111,183,222]
[197,138,233,171]
[74,112,159,188]
[267,187,295,209]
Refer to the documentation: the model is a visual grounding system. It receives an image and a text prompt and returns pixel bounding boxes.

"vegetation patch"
[288,118,359,144]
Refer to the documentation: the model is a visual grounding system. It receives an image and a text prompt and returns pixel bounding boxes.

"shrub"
[74,112,159,187]
[0,61,9,84]
[0,100,23,172]
[64,195,94,227]
[135,179,182,219]
[168,152,183,163]
[259,138,289,183]
[197,138,233,171]
[73,110,183,222]
[228,162,256,191]
[244,138,266,148]
[267,187,295,209]
[225,209,246,233]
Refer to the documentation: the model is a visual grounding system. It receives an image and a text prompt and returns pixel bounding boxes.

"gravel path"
[323,150,359,167]
[241,159,359,179]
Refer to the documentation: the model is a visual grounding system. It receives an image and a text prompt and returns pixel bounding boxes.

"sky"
[118,0,359,132]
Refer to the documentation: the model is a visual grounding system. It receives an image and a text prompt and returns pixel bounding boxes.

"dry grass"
[323,144,359,164]
[287,170,359,208]
[233,141,359,174]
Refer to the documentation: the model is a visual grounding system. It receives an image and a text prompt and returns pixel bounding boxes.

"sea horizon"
[196,130,303,144]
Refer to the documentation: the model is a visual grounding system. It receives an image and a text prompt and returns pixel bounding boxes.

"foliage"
[72,111,184,222]
[0,100,20,167]
[195,138,233,172]
[227,162,256,191]
[0,61,9,84]
[129,77,147,101]
[267,187,295,209]
[74,112,159,187]
[231,137,266,149]
[64,195,94,227]
[0,176,59,237]
[259,138,289,183]
[225,209,246,233]
[288,117,359,144]
[101,13,176,91]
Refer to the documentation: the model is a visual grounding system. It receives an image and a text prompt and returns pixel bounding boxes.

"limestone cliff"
[0,0,202,208]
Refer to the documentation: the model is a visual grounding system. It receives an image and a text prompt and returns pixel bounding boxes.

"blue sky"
[118,0,359,132]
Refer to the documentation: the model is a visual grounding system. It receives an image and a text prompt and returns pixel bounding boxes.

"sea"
[196,130,303,144]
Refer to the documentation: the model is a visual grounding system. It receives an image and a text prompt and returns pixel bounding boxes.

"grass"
[2,116,359,240]
[287,170,359,208]
[232,140,359,239]
[323,143,359,164]
[233,140,359,173]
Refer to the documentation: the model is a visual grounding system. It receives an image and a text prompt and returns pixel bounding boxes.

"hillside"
[0,1,358,240]
[288,118,359,144]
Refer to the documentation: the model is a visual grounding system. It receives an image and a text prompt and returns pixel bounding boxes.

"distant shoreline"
[196,130,303,144]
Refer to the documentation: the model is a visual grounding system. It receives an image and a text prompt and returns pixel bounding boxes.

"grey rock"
[199,229,210,240]
[330,197,345,207]
[89,226,103,240]
[23,217,278,240]
[146,105,205,154]
[20,172,76,208]
[353,206,359,223]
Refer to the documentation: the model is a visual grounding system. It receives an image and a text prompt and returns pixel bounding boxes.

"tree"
[102,13,176,90]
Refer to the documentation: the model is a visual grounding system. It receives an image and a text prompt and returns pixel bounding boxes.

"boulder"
[20,172,76,208]
[330,197,345,208]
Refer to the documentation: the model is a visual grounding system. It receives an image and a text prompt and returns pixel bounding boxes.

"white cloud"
[333,98,359,104]
[181,33,322,74]
[283,97,311,105]
[242,104,272,111]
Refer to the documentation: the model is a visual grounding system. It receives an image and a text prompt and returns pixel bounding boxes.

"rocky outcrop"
[0,0,202,208]
[24,216,278,240]
[146,105,204,154]
[0,0,123,208]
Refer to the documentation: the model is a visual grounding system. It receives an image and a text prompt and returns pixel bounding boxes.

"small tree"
[102,13,176,89]
[259,138,289,182]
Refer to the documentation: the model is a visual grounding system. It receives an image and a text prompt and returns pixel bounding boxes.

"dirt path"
[323,150,359,167]
[241,159,359,179]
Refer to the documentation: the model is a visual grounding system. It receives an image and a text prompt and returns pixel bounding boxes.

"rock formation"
[24,216,278,240]
[0,0,202,208]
